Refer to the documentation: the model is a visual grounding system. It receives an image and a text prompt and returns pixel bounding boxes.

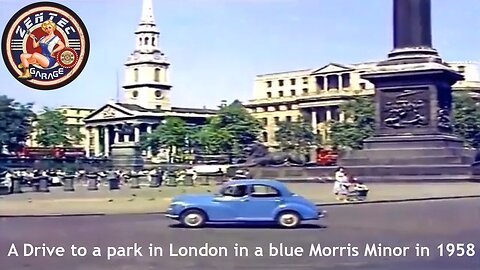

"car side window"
[250,184,280,198]
[221,185,248,197]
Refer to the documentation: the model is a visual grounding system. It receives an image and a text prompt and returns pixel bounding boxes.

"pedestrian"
[333,167,351,201]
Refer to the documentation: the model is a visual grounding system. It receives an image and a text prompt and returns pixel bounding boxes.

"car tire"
[276,211,301,228]
[180,209,207,228]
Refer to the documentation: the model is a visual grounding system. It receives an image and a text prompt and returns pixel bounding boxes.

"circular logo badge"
[1,2,90,90]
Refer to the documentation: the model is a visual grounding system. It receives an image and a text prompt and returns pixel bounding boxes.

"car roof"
[224,179,289,191]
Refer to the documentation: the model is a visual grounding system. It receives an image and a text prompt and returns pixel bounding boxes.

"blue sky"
[0,0,479,111]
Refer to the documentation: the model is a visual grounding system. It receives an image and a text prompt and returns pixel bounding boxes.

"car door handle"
[275,199,283,203]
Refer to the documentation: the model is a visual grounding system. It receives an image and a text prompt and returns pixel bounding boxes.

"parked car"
[166,179,326,228]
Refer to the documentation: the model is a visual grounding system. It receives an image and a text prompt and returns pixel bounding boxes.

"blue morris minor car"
[166,179,326,228]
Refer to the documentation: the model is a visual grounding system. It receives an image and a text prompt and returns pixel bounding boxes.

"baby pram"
[334,177,369,202]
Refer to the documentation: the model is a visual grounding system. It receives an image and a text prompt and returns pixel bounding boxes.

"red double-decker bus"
[16,147,85,158]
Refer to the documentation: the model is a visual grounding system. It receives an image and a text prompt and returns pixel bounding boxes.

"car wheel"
[180,209,206,228]
[276,211,301,228]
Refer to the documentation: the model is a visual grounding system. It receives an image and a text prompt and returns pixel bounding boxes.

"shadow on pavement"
[168,223,327,230]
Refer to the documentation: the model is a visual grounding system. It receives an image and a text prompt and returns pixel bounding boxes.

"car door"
[210,184,249,221]
[240,184,283,221]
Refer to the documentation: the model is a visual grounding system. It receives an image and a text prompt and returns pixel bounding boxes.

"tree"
[68,126,85,145]
[453,92,480,148]
[191,124,233,154]
[194,101,262,154]
[0,95,34,152]
[140,117,188,159]
[35,107,71,147]
[275,118,317,155]
[329,96,375,150]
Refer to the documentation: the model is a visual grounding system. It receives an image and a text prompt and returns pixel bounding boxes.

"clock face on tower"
[154,90,162,99]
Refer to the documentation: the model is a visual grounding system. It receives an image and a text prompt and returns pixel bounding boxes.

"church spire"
[139,0,156,26]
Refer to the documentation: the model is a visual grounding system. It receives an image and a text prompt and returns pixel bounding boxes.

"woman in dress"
[18,19,65,79]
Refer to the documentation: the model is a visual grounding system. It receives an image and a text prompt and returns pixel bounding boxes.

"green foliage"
[329,96,375,150]
[194,101,262,154]
[453,92,480,148]
[0,95,34,151]
[35,107,71,147]
[275,118,316,155]
[140,117,188,155]
[68,126,85,145]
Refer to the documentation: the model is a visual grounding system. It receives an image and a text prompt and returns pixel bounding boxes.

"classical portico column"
[311,109,318,134]
[94,127,101,156]
[104,126,110,157]
[134,125,141,143]
[339,111,346,122]
[323,77,327,91]
[338,74,343,90]
[114,126,120,143]
[325,107,332,122]
[84,127,91,157]
[146,124,153,158]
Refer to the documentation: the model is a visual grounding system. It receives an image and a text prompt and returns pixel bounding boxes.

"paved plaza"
[1,182,479,216]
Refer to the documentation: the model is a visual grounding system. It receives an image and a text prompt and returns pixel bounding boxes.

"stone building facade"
[244,61,480,147]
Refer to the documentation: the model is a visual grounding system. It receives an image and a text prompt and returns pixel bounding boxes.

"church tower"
[123,0,171,110]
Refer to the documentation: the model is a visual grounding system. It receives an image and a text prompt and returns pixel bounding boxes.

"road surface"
[1,199,479,269]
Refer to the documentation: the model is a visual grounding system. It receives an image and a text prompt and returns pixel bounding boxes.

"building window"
[316,76,324,90]
[139,37,142,46]
[302,77,308,84]
[76,110,81,114]
[286,104,292,110]
[274,117,280,124]
[266,81,272,87]
[458,66,465,73]
[290,78,296,85]
[62,110,67,114]
[132,90,138,98]
[279,80,284,86]
[262,118,268,126]
[341,73,351,88]
[278,91,284,97]
[76,118,81,123]
[302,88,308,95]
[262,131,268,143]
[145,37,149,45]
[134,68,139,82]
[152,37,155,46]
[154,68,160,82]
[327,75,339,90]
[286,116,292,122]
[267,92,272,98]
[156,105,162,110]
[155,90,162,98]
[360,83,366,90]
[290,89,296,96]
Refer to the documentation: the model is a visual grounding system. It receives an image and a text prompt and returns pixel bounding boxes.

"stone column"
[326,107,332,122]
[134,126,141,143]
[339,111,346,122]
[123,134,129,142]
[338,74,343,90]
[94,127,101,156]
[311,109,317,134]
[84,127,91,157]
[146,125,153,158]
[323,76,327,91]
[104,126,110,157]
[393,0,432,49]
[114,127,120,143]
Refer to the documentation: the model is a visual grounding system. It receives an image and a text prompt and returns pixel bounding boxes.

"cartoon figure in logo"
[17,20,65,79]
